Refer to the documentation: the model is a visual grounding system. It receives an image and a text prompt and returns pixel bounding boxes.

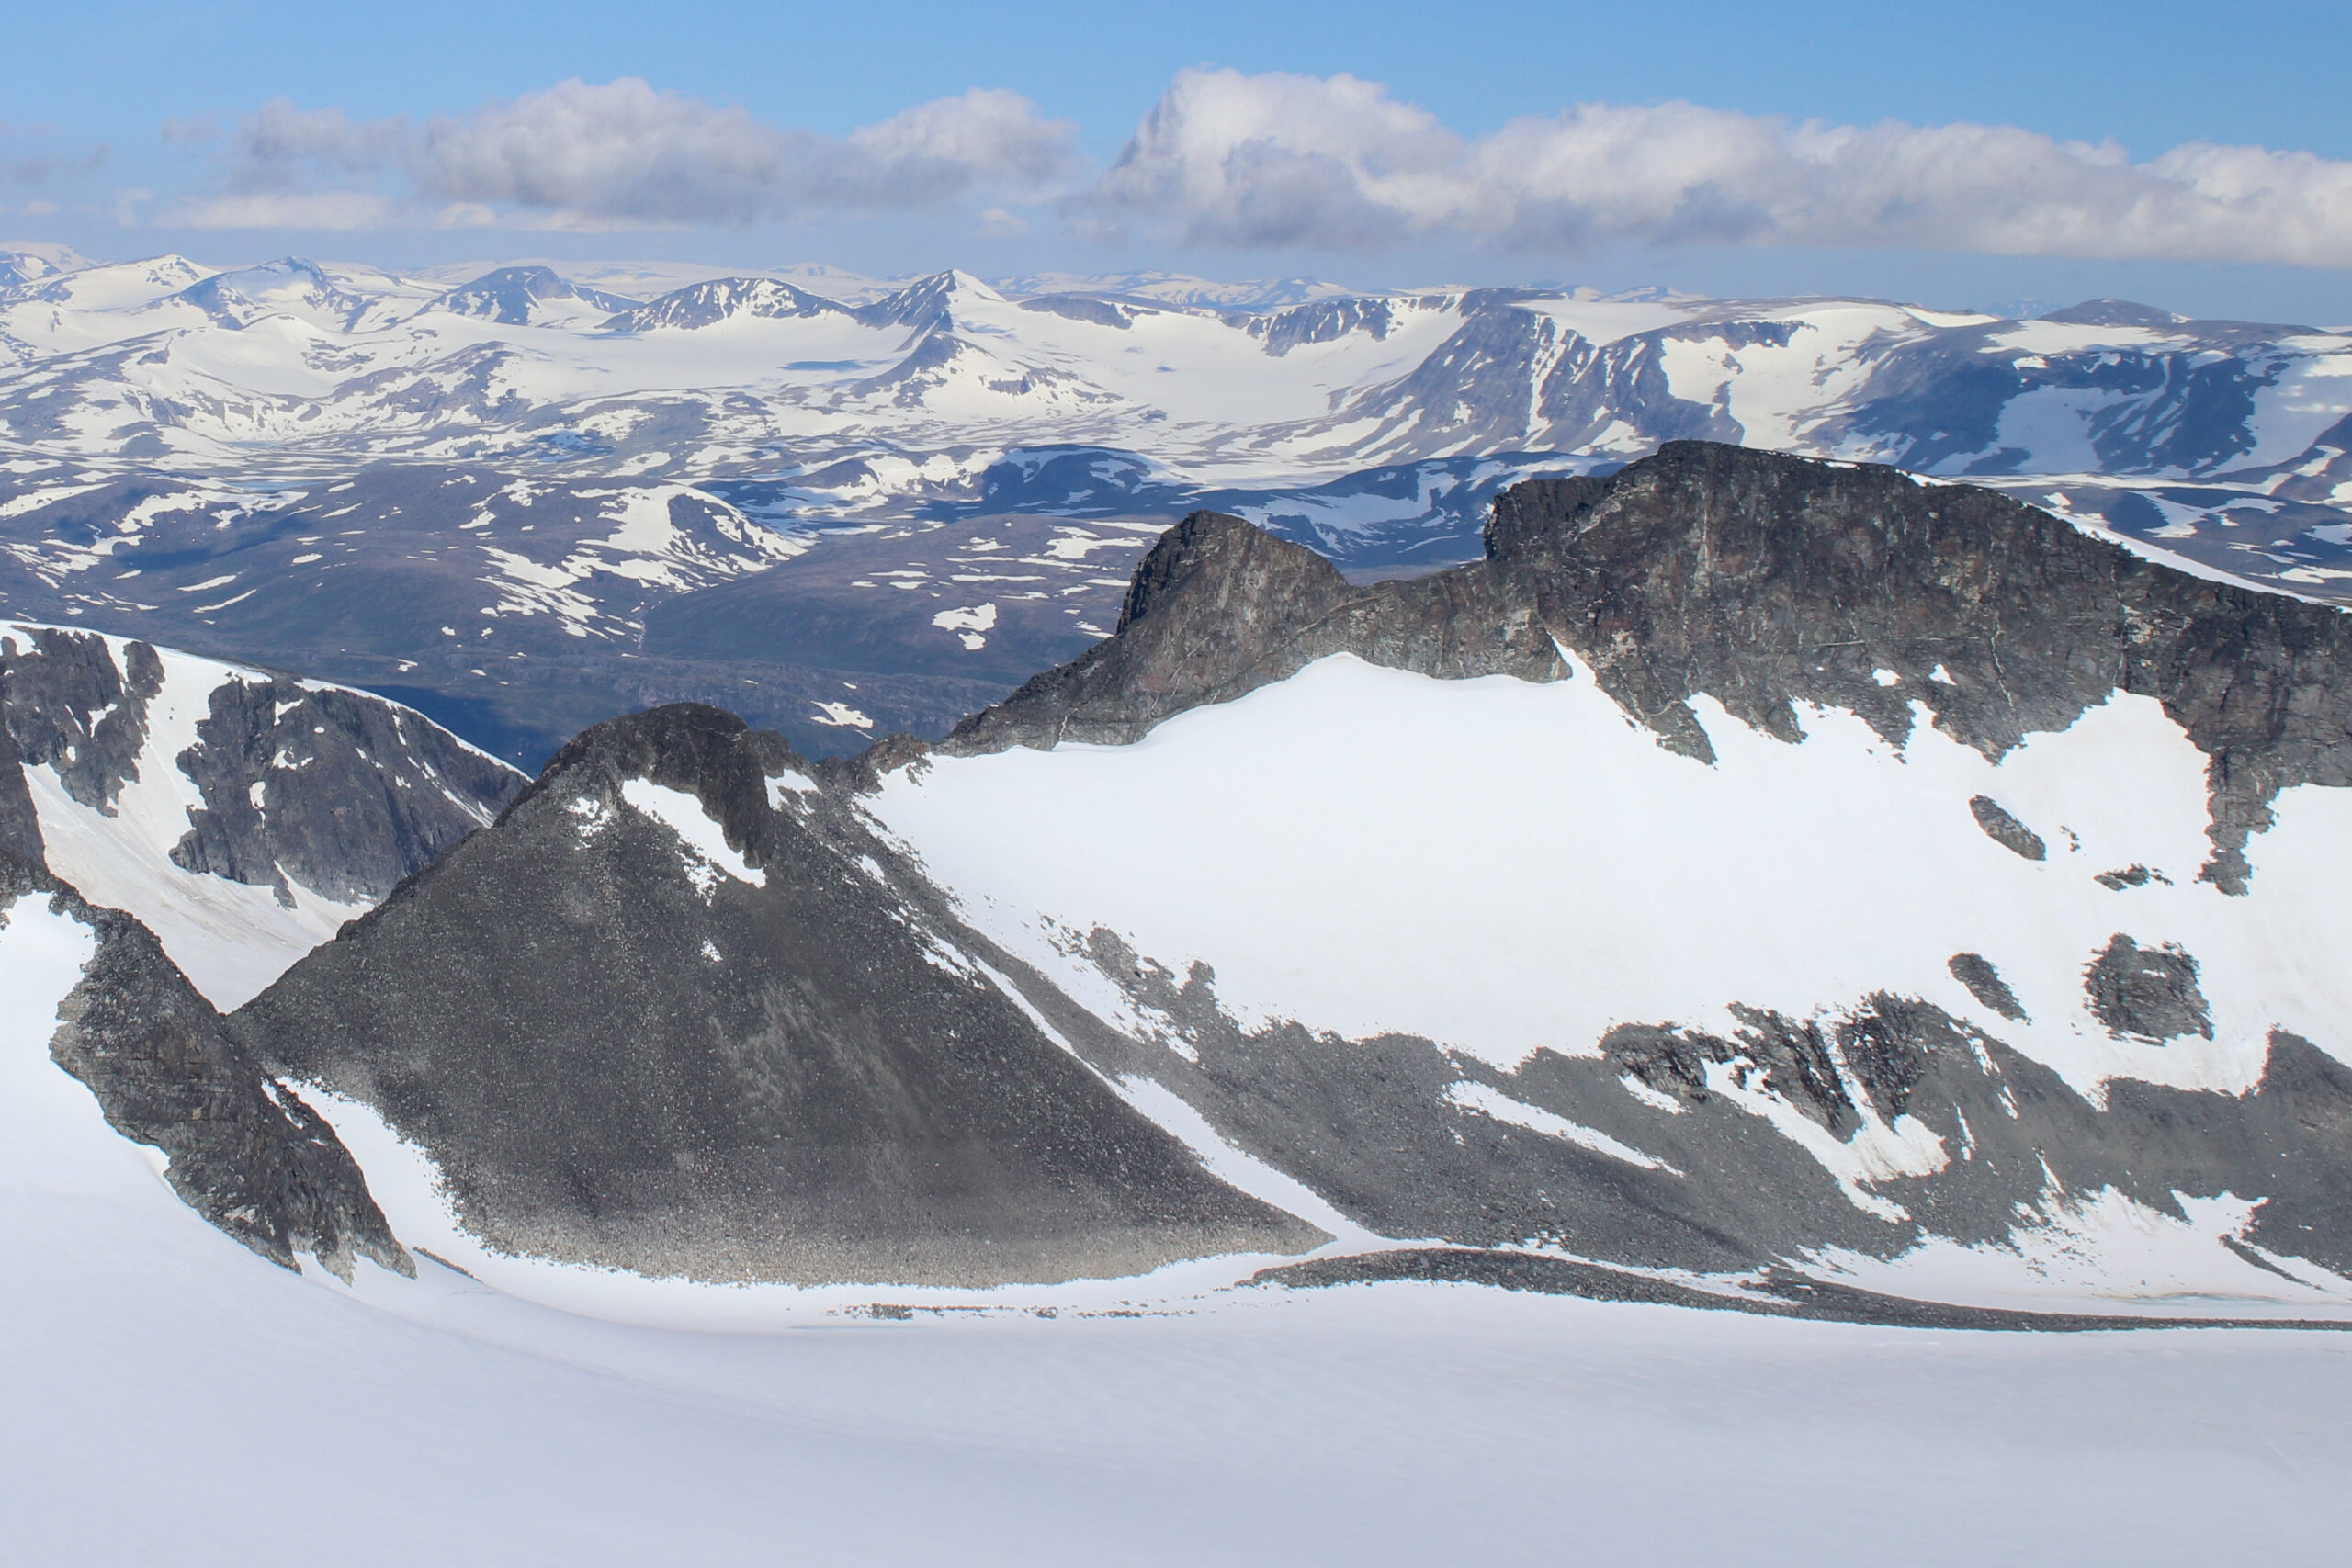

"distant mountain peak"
[2040,299,2190,328]
[435,265,641,325]
[603,275,849,332]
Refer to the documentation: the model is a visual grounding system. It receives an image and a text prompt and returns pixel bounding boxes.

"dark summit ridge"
[944,510,1561,752]
[945,441,2352,893]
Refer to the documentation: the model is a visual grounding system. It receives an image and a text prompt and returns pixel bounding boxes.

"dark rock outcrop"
[0,716,39,866]
[943,511,1565,752]
[2085,934,2214,1042]
[1948,953,2028,1021]
[2,852,408,1279]
[0,626,165,818]
[968,919,2352,1283]
[165,675,519,904]
[1969,795,2048,861]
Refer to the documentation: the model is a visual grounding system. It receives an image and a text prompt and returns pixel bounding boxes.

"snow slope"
[7,887,2352,1567]
[877,654,2344,1099]
[871,651,2352,1308]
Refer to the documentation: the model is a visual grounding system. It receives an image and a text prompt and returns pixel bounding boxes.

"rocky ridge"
[230,704,1323,1286]
[2,852,407,1279]
[948,442,2352,894]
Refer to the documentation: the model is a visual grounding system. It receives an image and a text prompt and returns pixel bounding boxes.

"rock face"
[2,624,521,905]
[2084,935,2214,1043]
[951,442,2352,894]
[2,852,407,1279]
[231,704,1323,1286]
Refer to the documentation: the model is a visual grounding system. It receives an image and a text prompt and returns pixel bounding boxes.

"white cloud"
[976,205,1031,238]
[175,78,1078,231]
[134,68,2352,265]
[1085,67,2352,268]
[159,189,401,231]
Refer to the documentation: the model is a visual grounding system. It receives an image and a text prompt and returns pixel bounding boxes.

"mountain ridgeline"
[154,442,2352,1316]
[951,443,2352,895]
[2,626,524,1277]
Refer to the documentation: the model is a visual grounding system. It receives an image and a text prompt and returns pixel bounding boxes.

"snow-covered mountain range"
[14,443,2347,1320]
[9,445,2352,1559]
[2,247,2348,762]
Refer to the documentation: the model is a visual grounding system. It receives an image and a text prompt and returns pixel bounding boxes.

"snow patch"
[619,777,764,890]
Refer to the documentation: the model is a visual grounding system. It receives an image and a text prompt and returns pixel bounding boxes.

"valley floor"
[9,1190,2352,1568]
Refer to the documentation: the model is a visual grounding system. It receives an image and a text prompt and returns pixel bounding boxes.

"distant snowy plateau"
[6,247,2352,1563]
[0,244,2347,762]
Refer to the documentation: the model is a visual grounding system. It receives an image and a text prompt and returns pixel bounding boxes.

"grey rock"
[0,716,38,864]
[2,852,408,1280]
[1017,294,1136,330]
[982,913,2352,1288]
[1948,953,2028,1020]
[944,509,1562,754]
[165,674,520,905]
[229,704,1324,1287]
[1970,795,2048,860]
[944,443,2352,894]
[0,626,164,813]
[3,624,521,906]
[2085,933,2214,1042]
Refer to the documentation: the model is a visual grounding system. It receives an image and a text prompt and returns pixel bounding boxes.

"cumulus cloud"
[1085,67,2352,268]
[164,78,1078,230]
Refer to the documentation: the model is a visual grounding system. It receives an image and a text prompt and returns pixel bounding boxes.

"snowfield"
[874,654,2352,1101]
[872,652,2352,1307]
[6,893,2352,1567]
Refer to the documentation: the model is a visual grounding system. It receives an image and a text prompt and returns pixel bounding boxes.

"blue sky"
[5,0,2351,320]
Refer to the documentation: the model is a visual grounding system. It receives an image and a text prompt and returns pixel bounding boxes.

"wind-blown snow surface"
[872,652,2352,1306]
[8,893,2352,1567]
